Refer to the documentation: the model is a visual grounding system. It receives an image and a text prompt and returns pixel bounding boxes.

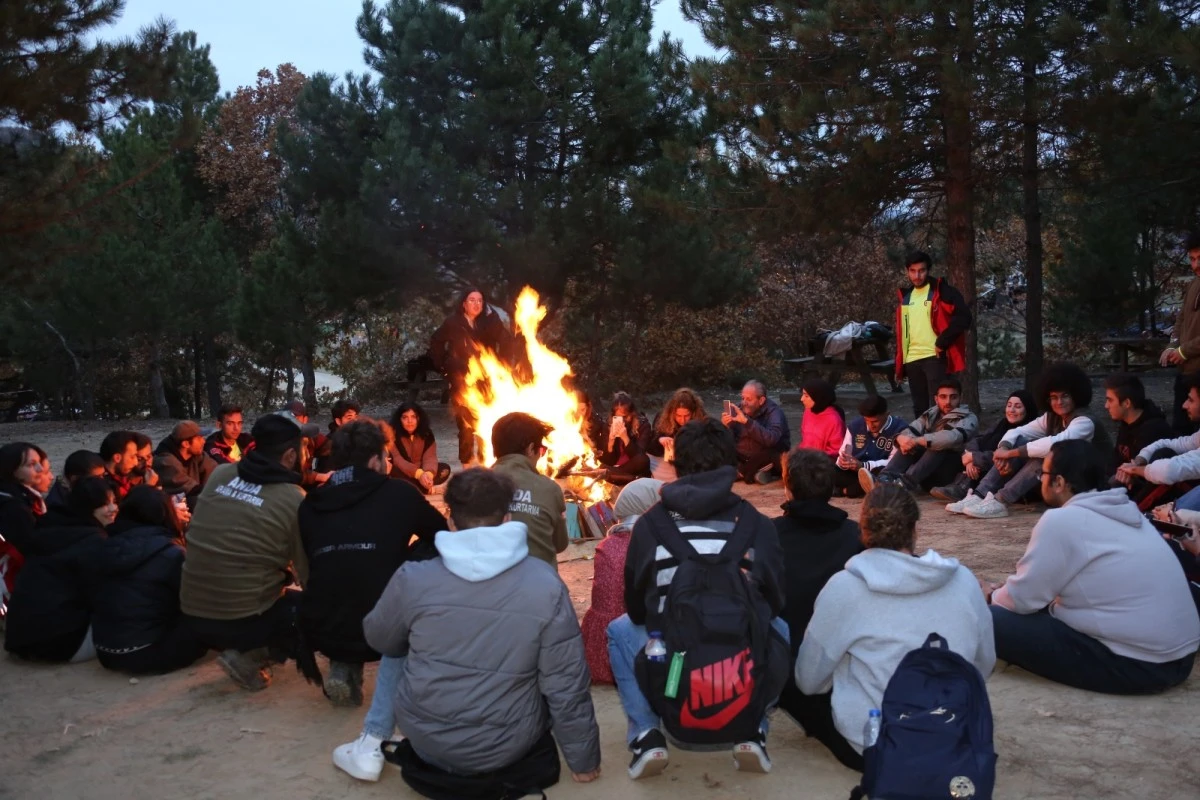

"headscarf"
[613,478,664,525]
[801,378,838,414]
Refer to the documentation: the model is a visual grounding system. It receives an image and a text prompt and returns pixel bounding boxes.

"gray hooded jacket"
[363,520,600,775]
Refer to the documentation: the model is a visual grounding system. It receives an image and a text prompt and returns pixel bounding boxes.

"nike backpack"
[634,502,788,745]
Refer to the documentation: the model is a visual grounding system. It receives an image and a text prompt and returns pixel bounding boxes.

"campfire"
[458,287,605,499]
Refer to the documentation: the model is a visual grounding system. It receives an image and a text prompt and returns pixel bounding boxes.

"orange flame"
[459,287,599,478]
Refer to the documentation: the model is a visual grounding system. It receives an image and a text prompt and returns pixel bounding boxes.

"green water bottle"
[665,651,685,699]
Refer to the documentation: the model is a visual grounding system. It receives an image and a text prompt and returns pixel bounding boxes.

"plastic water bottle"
[863,708,882,747]
[645,632,667,663]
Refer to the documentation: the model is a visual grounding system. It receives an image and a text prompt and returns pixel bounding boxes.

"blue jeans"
[606,613,789,746]
[363,655,405,740]
[1175,484,1200,512]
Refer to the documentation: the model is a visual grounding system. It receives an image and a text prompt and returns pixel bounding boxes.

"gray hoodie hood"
[845,547,962,596]
[1061,488,1144,528]
[434,520,530,582]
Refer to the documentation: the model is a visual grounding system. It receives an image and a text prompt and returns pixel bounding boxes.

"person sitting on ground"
[934,389,1036,508]
[834,395,907,498]
[127,432,160,489]
[599,392,654,485]
[205,404,253,465]
[1116,373,1200,506]
[861,376,978,495]
[154,421,217,506]
[608,417,788,779]
[100,430,140,500]
[984,440,1199,694]
[794,483,995,771]
[46,450,106,513]
[775,449,864,724]
[92,486,206,675]
[646,388,707,482]
[4,476,116,663]
[961,362,1096,519]
[580,478,664,685]
[180,414,309,691]
[279,401,329,487]
[490,412,569,570]
[0,442,51,617]
[298,419,446,708]
[1103,373,1174,503]
[335,467,601,787]
[797,378,846,457]
[387,402,451,494]
[312,398,361,471]
[723,379,791,484]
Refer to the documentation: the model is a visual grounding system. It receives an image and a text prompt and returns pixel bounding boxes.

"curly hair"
[859,483,919,552]
[390,401,435,444]
[1037,362,1093,412]
[655,388,709,436]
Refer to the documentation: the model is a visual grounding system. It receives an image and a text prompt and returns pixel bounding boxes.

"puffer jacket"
[91,520,185,653]
[363,520,600,776]
[4,509,106,661]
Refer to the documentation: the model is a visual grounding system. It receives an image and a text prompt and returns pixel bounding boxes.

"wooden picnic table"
[782,335,901,396]
[1100,336,1171,372]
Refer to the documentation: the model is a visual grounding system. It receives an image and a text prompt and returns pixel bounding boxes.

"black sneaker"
[732,732,772,773]
[628,728,669,780]
[930,481,968,503]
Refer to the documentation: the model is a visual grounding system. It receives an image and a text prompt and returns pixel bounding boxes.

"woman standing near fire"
[429,288,510,467]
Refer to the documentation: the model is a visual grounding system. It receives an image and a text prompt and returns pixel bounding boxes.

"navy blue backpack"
[856,633,996,800]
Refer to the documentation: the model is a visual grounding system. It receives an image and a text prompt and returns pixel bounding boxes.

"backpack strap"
[644,500,758,567]
[923,632,948,650]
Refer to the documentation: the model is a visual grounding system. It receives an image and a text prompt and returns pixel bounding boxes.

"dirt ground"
[2,376,1197,798]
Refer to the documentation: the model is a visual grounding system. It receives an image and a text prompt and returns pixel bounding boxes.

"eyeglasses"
[1036,470,1059,480]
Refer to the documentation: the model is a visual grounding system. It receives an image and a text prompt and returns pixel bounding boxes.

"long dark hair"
[0,441,38,485]
[118,485,185,543]
[390,402,435,444]
[69,476,115,523]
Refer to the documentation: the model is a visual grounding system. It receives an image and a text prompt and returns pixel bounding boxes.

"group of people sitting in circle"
[1,364,1198,795]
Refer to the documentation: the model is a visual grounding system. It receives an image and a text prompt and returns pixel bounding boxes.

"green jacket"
[180,459,307,620]
[492,454,569,571]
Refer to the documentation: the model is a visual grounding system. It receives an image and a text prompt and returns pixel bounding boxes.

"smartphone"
[724,400,736,417]
[1150,518,1193,539]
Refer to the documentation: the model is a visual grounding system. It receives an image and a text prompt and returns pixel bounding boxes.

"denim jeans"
[975,436,1042,504]
[1175,484,1200,512]
[606,613,789,745]
[363,655,405,740]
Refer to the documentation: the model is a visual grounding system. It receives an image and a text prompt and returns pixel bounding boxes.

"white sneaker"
[333,733,385,782]
[963,492,1009,519]
[946,490,984,515]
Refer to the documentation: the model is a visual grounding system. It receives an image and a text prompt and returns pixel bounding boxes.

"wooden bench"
[395,376,448,404]
[782,348,901,395]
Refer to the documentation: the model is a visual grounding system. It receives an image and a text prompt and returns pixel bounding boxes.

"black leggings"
[779,685,865,772]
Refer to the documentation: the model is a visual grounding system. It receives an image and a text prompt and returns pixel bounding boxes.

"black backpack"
[854,633,996,800]
[634,502,788,745]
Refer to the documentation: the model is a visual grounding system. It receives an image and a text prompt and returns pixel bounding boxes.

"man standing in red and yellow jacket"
[893,251,973,419]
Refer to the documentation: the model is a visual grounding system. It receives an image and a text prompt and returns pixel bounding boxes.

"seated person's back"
[489,412,568,570]
[794,484,994,768]
[298,419,446,704]
[363,467,600,781]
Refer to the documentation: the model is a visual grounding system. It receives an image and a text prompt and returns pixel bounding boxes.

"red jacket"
[894,277,971,376]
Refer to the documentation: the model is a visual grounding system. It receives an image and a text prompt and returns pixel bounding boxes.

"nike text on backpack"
[634,502,788,745]
[854,632,996,800]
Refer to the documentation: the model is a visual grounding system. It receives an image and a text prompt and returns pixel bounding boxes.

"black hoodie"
[4,509,106,661]
[297,466,445,662]
[623,465,785,632]
[774,499,863,658]
[1114,399,1174,466]
[91,520,185,652]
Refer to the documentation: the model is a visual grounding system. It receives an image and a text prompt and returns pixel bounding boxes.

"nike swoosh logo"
[680,687,753,730]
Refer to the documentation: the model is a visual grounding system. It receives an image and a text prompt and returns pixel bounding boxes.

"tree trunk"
[262,358,279,411]
[203,334,223,418]
[148,342,171,419]
[1021,0,1044,391]
[300,341,318,409]
[192,335,204,419]
[938,3,980,410]
[285,348,296,402]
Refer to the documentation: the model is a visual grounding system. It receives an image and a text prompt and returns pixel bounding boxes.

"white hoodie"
[992,488,1200,662]
[794,548,995,752]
